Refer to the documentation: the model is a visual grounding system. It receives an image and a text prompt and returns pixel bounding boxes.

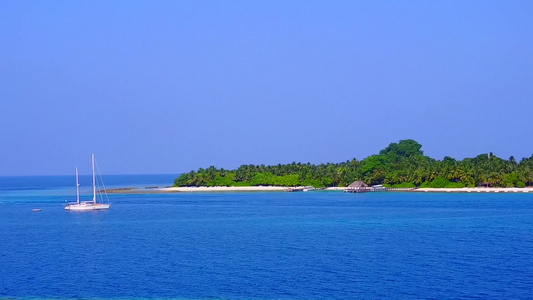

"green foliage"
[444,182,465,188]
[419,181,430,188]
[209,173,235,186]
[248,172,300,187]
[173,139,533,189]
[360,154,390,185]
[501,172,519,187]
[421,177,464,188]
[392,182,416,188]
[301,175,325,188]
[250,172,273,186]
[279,174,300,187]
[428,176,450,188]
[173,173,191,187]
[321,176,333,187]
[360,155,390,175]
[379,139,424,162]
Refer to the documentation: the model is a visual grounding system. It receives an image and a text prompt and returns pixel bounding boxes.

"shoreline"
[414,187,533,193]
[103,186,533,194]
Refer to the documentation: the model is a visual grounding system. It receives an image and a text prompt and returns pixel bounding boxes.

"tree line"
[174,139,533,188]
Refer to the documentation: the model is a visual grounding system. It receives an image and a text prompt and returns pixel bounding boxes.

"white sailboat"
[64,154,110,211]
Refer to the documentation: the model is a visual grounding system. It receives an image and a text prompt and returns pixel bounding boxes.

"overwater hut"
[345,181,369,193]
[348,181,367,189]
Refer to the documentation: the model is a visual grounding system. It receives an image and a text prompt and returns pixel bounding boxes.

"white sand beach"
[105,186,532,194]
[414,187,533,193]
[158,186,352,193]
[158,186,289,192]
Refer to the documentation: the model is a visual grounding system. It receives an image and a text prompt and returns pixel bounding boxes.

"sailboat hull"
[65,203,110,211]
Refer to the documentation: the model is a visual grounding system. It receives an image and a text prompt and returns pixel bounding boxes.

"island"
[171,139,533,191]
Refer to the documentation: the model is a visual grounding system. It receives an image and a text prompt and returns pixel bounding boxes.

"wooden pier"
[284,186,315,192]
[284,187,305,192]
[344,187,416,193]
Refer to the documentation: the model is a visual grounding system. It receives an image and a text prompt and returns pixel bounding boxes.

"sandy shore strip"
[104,186,294,194]
[159,186,350,193]
[103,186,532,194]
[159,186,290,193]
[414,187,533,193]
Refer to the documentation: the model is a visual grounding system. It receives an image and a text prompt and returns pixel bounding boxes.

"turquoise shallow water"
[1,176,533,299]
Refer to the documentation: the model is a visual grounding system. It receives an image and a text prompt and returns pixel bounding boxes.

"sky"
[1,1,532,176]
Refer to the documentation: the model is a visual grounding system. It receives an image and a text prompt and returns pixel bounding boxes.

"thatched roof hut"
[348,181,367,188]
[345,180,369,193]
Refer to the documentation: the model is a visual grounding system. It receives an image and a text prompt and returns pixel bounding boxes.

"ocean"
[1,175,532,299]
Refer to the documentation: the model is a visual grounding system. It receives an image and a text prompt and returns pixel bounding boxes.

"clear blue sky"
[1,1,532,176]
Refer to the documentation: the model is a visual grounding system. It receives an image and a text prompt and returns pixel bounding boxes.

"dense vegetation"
[174,140,533,188]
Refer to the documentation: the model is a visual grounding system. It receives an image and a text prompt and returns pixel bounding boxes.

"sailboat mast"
[76,167,80,204]
[92,154,96,204]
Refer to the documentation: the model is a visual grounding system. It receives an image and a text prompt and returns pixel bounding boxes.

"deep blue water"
[1,176,533,299]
